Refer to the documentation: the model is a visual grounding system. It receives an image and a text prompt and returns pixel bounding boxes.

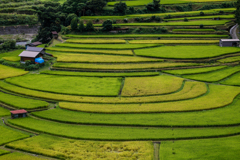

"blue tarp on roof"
[35,58,44,64]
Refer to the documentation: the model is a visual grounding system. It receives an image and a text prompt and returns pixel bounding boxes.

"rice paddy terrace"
[1,1,240,160]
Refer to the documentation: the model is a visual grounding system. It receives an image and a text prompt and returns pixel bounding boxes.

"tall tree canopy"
[236,0,240,25]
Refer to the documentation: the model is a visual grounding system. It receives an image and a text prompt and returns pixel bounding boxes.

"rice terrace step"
[1,0,240,159]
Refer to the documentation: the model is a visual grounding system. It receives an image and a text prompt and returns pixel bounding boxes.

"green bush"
[155,16,162,22]
[123,18,128,23]
[102,19,113,31]
[86,20,94,31]
[70,17,78,31]
[200,11,204,16]
[184,18,188,22]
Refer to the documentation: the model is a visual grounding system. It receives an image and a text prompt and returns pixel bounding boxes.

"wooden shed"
[52,31,58,39]
[26,41,42,47]
[19,51,43,62]
[219,39,240,47]
[10,109,27,119]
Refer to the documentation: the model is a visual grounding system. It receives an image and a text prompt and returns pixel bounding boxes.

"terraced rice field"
[1,3,240,159]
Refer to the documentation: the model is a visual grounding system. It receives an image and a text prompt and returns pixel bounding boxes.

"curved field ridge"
[122,75,184,96]
[32,97,240,127]
[129,40,219,44]
[160,135,240,160]
[65,34,228,38]
[53,52,163,63]
[169,14,234,21]
[0,92,48,109]
[66,39,126,44]
[6,135,153,160]
[183,66,240,82]
[102,20,230,27]
[0,107,10,117]
[0,64,28,79]
[0,149,10,156]
[52,62,199,70]
[55,81,206,103]
[46,47,133,55]
[41,70,160,77]
[8,117,240,140]
[59,85,240,113]
[5,74,122,97]
[218,56,240,63]
[220,72,240,86]
[163,66,227,75]
[0,80,206,104]
[135,46,240,59]
[0,126,29,145]
[55,43,161,50]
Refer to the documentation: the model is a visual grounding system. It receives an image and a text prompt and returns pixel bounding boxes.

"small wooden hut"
[19,51,43,62]
[219,39,240,47]
[10,110,27,119]
[52,31,58,39]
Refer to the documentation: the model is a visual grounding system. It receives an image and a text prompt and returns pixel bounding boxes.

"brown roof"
[31,42,42,46]
[10,109,27,114]
[52,31,58,35]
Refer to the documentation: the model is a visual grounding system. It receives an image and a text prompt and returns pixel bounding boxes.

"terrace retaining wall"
[0,25,39,35]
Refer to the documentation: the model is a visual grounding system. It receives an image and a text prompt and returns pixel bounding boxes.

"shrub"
[86,20,94,31]
[114,2,127,15]
[161,27,168,33]
[155,16,162,22]
[200,24,204,28]
[184,18,188,22]
[70,17,78,31]
[112,19,116,24]
[164,14,172,19]
[134,17,140,22]
[102,19,113,31]
[95,18,99,23]
[78,20,84,32]
[219,10,224,14]
[123,18,128,23]
[200,11,204,16]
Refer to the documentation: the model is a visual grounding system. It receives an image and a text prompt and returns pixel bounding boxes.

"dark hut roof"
[31,42,42,46]
[52,31,58,35]
[10,109,27,114]
[26,46,44,52]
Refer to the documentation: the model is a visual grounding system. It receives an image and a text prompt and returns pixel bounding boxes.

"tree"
[114,2,127,15]
[66,13,78,26]
[71,17,78,30]
[78,20,85,32]
[102,19,112,31]
[236,0,240,25]
[86,20,94,31]
[146,0,160,11]
[85,0,106,13]
[62,0,86,16]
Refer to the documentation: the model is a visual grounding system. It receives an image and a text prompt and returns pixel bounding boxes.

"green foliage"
[85,0,107,13]
[78,20,85,32]
[0,152,43,160]
[66,13,77,26]
[102,19,113,31]
[0,39,16,50]
[236,0,240,25]
[114,2,127,15]
[62,0,86,16]
[146,0,160,11]
[85,20,94,31]
[70,17,78,31]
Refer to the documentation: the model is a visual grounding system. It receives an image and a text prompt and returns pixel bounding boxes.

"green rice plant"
[102,20,230,27]
[162,66,227,75]
[218,56,240,63]
[172,29,216,32]
[32,96,240,127]
[0,50,23,60]
[0,149,10,156]
[183,66,240,82]
[0,107,10,117]
[66,39,126,44]
[135,46,240,59]
[6,135,153,160]
[220,72,240,86]
[0,92,48,110]
[52,62,199,70]
[55,43,161,50]
[27,81,204,104]
[0,64,28,79]
[160,135,240,160]
[40,70,160,77]
[8,117,240,140]
[59,84,240,113]
[129,40,219,44]
[65,34,228,38]
[52,52,163,63]
[0,126,29,145]
[5,74,122,97]
[2,56,20,62]
[168,14,235,21]
[122,74,184,96]
[46,47,133,55]
[0,152,43,160]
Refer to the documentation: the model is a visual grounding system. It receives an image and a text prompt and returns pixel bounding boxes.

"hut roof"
[19,51,40,58]
[31,42,42,46]
[10,109,27,114]
[26,46,44,52]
